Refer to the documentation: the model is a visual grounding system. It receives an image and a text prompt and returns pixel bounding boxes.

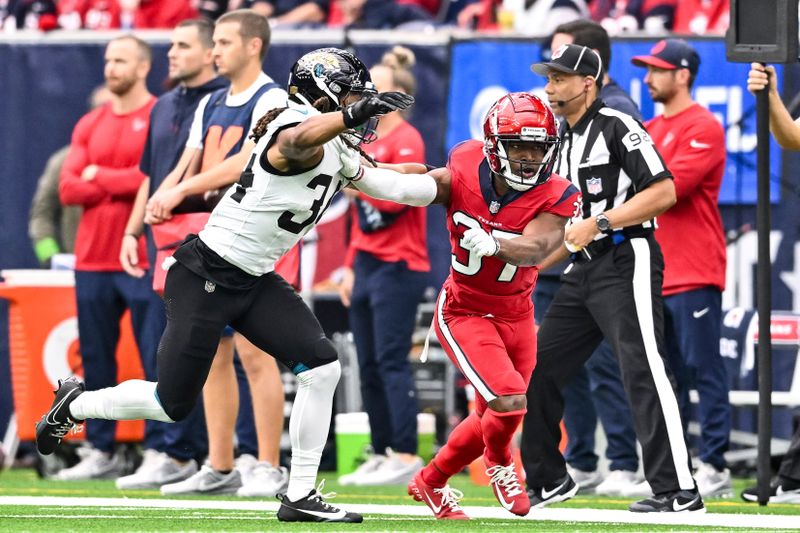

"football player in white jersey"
[35,48,438,523]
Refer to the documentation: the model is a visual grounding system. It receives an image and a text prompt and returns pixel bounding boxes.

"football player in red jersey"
[345,92,581,519]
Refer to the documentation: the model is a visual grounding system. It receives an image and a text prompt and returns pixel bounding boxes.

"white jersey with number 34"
[200,106,351,276]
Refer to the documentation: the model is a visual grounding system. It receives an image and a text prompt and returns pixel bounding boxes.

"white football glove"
[462,227,499,258]
[339,148,363,181]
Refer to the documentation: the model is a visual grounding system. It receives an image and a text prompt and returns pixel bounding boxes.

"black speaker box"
[726,0,798,63]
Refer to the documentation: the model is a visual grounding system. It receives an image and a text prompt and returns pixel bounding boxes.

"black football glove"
[342,91,415,129]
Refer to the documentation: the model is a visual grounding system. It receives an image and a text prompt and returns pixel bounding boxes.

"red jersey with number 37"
[442,140,580,318]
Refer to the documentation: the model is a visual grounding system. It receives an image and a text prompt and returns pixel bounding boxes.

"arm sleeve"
[186,94,211,150]
[660,118,726,201]
[608,112,672,191]
[59,115,108,206]
[353,166,437,206]
[358,129,427,213]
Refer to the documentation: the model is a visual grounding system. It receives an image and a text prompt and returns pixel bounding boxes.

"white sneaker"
[566,465,603,494]
[236,462,289,497]
[595,470,644,496]
[115,451,198,490]
[338,454,386,486]
[235,453,259,484]
[694,460,732,498]
[160,464,242,495]
[355,450,423,486]
[53,448,124,481]
[619,479,652,498]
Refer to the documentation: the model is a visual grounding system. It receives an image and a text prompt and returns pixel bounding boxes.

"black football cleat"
[629,489,706,513]
[528,474,579,508]
[741,478,800,503]
[35,377,85,455]
[277,482,363,523]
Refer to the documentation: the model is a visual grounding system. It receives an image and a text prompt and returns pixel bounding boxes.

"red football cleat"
[485,461,530,516]
[408,471,469,520]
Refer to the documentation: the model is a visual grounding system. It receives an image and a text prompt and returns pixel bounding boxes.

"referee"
[521,43,702,513]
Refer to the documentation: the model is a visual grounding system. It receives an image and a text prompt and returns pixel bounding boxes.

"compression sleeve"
[352,166,437,207]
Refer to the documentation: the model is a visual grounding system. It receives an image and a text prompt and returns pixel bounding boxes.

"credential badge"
[586,177,603,195]
[204,280,216,293]
[489,200,501,214]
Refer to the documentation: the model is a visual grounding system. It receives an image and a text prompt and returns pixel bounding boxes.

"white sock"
[69,380,174,422]
[286,361,341,502]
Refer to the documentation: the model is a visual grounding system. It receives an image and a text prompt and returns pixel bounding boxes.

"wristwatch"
[595,213,611,233]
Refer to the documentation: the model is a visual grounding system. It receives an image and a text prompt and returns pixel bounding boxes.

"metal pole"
[755,67,772,507]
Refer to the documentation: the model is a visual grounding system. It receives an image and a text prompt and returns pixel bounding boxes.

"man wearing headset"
[520,43,703,513]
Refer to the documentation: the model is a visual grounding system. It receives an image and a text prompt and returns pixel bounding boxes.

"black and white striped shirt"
[555,99,672,241]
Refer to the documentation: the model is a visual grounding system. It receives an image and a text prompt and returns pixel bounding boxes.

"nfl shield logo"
[489,201,501,214]
[586,177,603,195]
[204,280,216,293]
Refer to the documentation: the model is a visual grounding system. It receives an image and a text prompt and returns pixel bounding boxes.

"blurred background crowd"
[1,0,729,36]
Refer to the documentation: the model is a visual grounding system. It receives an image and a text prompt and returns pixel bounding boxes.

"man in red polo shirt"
[632,38,730,498]
[57,34,161,480]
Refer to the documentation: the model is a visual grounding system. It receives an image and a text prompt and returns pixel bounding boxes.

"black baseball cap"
[531,43,603,80]
[631,39,700,74]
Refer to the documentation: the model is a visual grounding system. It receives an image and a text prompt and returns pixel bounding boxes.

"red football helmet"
[482,92,560,191]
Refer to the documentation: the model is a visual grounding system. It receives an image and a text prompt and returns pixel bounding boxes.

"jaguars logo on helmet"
[288,48,373,110]
[288,48,378,145]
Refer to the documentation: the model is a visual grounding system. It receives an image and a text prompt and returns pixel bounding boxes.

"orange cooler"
[0,269,145,442]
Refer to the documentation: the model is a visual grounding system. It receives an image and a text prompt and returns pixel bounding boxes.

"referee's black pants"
[521,235,696,495]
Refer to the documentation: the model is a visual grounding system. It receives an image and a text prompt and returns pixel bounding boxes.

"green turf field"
[0,469,798,532]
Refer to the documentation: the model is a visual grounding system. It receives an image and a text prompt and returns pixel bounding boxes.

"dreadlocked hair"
[338,134,377,167]
[249,97,334,144]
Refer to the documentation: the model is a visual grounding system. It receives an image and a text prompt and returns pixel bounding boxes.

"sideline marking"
[0,496,797,529]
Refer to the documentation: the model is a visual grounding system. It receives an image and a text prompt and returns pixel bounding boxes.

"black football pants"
[521,235,696,495]
[155,262,337,422]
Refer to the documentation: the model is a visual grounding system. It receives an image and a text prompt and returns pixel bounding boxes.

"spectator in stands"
[115,19,227,491]
[58,0,196,30]
[455,0,499,30]
[590,0,676,35]
[456,0,587,34]
[196,0,229,21]
[540,19,644,498]
[29,85,111,267]
[5,0,58,30]
[742,62,800,505]
[56,34,161,480]
[244,0,329,26]
[336,0,432,29]
[633,38,731,499]
[336,46,428,487]
[58,0,123,30]
[122,0,197,29]
[400,0,440,17]
[672,0,728,36]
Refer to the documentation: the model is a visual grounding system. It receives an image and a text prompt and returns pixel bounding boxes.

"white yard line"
[0,496,797,529]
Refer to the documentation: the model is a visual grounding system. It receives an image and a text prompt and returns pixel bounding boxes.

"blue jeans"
[350,252,427,454]
[534,275,638,473]
[664,287,729,470]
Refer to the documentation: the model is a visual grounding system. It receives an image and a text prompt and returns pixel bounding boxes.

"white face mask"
[495,140,558,191]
